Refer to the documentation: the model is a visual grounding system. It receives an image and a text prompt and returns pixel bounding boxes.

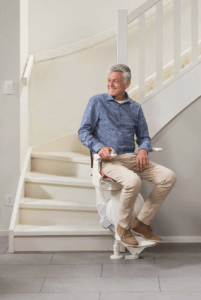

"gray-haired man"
[78,64,176,247]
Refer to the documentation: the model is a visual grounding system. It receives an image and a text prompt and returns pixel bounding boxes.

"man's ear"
[125,81,131,89]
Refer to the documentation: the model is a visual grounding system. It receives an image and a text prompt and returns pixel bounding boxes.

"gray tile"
[155,256,201,266]
[160,277,201,292]
[103,257,201,277]
[100,292,201,300]
[41,277,159,292]
[0,292,99,300]
[102,263,158,277]
[0,277,45,293]
[51,251,153,265]
[0,245,8,254]
[0,253,53,264]
[0,237,8,244]
[154,256,201,276]
[0,264,101,278]
[153,243,201,257]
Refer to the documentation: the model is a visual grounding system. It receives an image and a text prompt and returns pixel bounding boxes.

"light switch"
[4,81,13,95]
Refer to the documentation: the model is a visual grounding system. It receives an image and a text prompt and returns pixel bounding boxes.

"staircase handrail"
[117,0,200,103]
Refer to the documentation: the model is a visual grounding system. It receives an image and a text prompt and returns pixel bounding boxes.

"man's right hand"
[98,146,115,160]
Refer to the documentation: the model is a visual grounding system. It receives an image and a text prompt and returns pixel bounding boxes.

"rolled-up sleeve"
[136,106,152,152]
[78,97,105,153]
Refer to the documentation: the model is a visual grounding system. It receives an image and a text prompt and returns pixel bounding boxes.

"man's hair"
[108,64,131,83]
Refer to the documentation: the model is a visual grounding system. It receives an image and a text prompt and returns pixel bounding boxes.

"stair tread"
[31,151,90,164]
[14,224,113,236]
[20,198,97,211]
[25,172,93,187]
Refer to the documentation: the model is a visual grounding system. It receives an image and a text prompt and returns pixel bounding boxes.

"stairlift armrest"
[92,154,103,186]
[150,147,163,152]
[94,151,117,160]
[92,151,117,186]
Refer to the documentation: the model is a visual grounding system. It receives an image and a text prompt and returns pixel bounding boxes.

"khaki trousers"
[101,153,177,230]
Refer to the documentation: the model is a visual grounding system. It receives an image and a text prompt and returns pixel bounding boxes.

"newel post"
[117,9,128,64]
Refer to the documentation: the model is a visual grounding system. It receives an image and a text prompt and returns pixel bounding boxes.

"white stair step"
[13,235,114,252]
[20,198,97,211]
[14,224,112,236]
[13,225,114,251]
[31,151,90,164]
[13,236,114,252]
[31,152,92,179]
[19,207,100,226]
[25,172,93,187]
[25,181,96,205]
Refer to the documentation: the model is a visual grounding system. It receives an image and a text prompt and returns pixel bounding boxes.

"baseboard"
[162,236,201,243]
[2,231,201,242]
[0,230,9,236]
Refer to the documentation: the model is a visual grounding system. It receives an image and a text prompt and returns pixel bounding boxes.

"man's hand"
[136,149,149,172]
[98,146,115,160]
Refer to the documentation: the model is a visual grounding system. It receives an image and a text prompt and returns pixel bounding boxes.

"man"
[78,64,176,247]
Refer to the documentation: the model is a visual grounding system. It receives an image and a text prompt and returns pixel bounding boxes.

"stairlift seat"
[92,151,157,259]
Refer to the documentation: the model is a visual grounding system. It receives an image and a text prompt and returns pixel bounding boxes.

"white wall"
[0,0,28,231]
[28,0,147,54]
[0,0,21,231]
[29,0,200,146]
[141,96,201,237]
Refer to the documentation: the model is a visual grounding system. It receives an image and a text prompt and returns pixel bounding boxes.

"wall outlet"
[5,194,15,207]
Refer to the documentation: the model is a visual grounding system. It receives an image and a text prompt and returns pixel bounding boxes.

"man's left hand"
[136,149,149,172]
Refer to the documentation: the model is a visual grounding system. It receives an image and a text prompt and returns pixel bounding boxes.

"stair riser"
[31,157,91,179]
[13,236,114,251]
[19,209,100,226]
[25,182,96,204]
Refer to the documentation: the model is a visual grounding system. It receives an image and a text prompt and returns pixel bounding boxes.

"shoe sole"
[131,230,162,243]
[115,233,141,248]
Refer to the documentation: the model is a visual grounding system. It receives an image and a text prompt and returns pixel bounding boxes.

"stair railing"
[117,0,200,104]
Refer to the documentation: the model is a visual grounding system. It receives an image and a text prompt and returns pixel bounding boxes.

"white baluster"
[139,13,146,103]
[174,0,181,76]
[191,0,198,63]
[156,0,163,88]
[117,9,128,64]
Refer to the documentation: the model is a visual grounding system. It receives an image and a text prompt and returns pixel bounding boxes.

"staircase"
[9,144,114,252]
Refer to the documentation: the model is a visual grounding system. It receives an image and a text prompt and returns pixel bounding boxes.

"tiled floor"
[0,237,201,299]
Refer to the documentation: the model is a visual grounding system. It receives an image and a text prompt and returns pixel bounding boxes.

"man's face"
[107,71,130,99]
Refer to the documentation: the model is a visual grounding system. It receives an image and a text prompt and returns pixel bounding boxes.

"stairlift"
[92,149,162,259]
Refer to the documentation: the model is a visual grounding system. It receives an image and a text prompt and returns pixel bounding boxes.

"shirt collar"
[106,92,132,103]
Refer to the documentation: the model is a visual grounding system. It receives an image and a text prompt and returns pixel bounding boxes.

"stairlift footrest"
[125,246,146,259]
[125,254,140,260]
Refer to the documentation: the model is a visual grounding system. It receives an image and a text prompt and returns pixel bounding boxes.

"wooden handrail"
[128,0,160,24]
[22,55,34,87]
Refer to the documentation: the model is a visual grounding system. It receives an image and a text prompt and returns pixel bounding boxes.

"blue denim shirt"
[78,92,152,156]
